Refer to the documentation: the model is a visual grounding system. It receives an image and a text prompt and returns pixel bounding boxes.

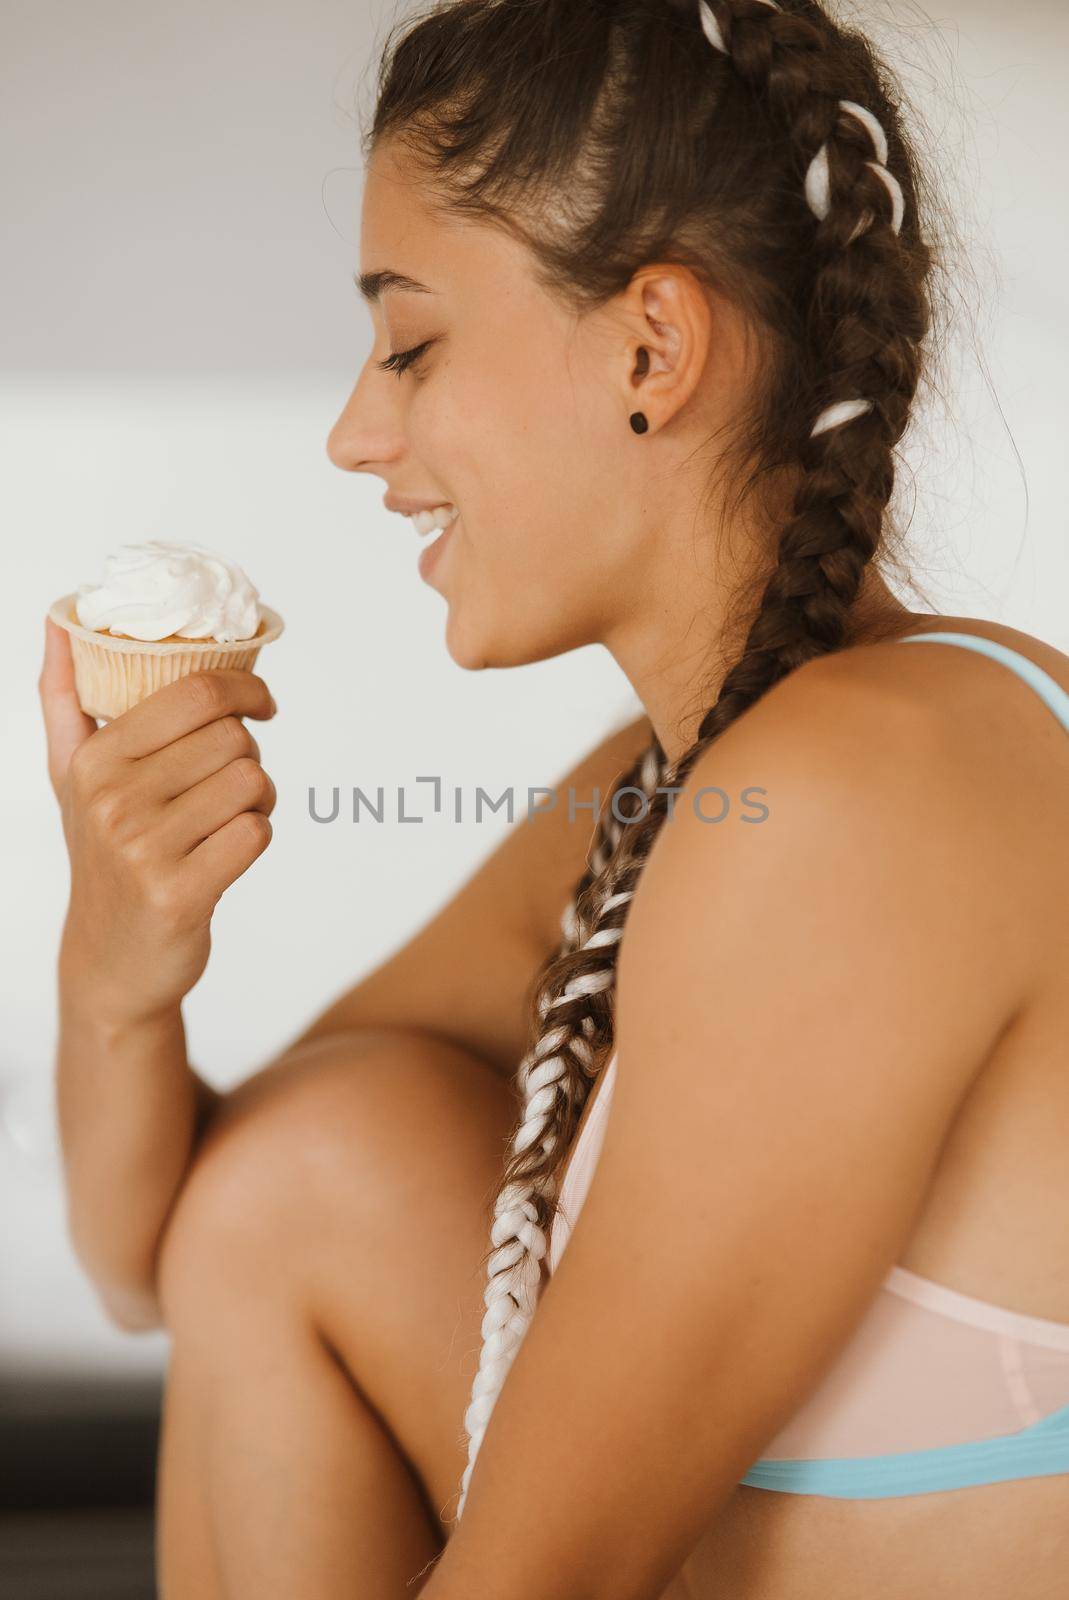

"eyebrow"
[354,269,436,303]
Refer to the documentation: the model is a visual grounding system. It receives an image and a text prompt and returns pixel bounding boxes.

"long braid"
[561,736,666,946]
[454,739,666,1514]
[451,0,932,1523]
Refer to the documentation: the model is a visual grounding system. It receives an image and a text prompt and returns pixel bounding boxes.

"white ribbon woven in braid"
[457,749,660,1515]
[559,740,664,941]
[696,0,906,441]
[803,118,905,234]
[455,899,637,1516]
[600,740,663,855]
[697,0,780,51]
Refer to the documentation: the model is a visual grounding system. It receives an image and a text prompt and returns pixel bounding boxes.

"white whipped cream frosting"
[74,541,262,644]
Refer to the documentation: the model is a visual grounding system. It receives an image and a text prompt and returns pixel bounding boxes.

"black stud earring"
[629,412,649,434]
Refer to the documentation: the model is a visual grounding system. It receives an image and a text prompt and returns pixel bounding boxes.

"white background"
[1,0,1065,1376]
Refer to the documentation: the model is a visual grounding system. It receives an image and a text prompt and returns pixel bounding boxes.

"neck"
[606,562,926,770]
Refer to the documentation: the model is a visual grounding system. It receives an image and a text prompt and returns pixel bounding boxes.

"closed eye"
[376,340,434,378]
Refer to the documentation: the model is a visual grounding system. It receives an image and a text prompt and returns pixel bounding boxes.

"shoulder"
[662,625,1069,843]
[616,640,1031,1050]
[649,639,953,868]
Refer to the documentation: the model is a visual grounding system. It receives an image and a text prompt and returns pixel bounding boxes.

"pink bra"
[545,1050,1069,1492]
[543,631,1069,1498]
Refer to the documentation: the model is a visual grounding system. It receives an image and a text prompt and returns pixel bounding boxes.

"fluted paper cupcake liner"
[48,593,285,722]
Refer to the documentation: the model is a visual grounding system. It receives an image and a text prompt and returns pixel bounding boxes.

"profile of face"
[326,138,753,674]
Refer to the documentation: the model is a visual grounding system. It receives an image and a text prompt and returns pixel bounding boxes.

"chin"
[444,607,574,671]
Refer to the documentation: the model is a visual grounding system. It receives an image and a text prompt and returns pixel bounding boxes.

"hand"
[40,616,279,1023]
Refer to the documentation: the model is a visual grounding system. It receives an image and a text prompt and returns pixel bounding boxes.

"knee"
[155,1027,508,1333]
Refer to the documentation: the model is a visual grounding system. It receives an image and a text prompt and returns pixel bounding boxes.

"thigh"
[156,1027,520,1543]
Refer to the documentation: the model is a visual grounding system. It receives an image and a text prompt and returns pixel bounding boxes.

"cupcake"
[49,540,284,722]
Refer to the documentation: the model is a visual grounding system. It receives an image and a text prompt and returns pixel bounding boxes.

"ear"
[619,265,739,430]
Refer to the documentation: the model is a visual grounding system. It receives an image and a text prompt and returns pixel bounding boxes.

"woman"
[39,1,1069,1596]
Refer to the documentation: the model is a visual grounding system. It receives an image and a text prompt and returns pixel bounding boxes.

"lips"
[383,492,457,516]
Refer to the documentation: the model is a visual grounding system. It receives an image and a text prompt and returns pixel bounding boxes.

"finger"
[132,716,264,804]
[179,809,274,906]
[160,758,277,857]
[39,616,98,796]
[94,668,277,761]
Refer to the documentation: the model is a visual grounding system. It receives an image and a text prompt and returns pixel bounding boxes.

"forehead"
[360,141,441,269]
[358,138,533,310]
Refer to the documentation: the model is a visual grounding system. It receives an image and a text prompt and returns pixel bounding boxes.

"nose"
[324,363,404,475]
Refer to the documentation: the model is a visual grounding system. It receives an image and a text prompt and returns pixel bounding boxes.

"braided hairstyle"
[365,0,943,1522]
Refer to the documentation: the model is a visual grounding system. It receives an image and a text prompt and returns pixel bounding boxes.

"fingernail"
[269,696,278,715]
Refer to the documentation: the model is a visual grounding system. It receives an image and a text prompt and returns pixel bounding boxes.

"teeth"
[410,504,459,537]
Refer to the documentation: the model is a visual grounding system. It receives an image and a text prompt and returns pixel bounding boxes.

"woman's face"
[326,138,718,672]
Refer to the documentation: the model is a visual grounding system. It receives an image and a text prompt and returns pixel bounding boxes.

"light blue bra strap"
[898,631,1069,736]
[739,1399,1069,1499]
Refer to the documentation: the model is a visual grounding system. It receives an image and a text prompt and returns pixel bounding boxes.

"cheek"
[433,318,586,479]
[476,506,609,625]
[415,332,616,592]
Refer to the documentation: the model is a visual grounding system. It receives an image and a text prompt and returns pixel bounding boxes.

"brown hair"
[365,0,948,1522]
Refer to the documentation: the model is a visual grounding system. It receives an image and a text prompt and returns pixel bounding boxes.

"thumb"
[39,615,98,798]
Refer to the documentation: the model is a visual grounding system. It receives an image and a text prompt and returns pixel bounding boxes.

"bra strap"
[898,631,1069,736]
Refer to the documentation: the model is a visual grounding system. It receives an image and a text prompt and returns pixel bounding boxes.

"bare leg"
[154,1030,516,1599]
[155,1345,226,1597]
[156,1293,443,1598]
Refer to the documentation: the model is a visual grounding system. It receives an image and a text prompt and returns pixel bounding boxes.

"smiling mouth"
[409,504,459,538]
[417,512,457,580]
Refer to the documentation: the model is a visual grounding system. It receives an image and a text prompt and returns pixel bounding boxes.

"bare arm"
[58,707,653,1330]
[275,709,655,1077]
[55,991,219,1333]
